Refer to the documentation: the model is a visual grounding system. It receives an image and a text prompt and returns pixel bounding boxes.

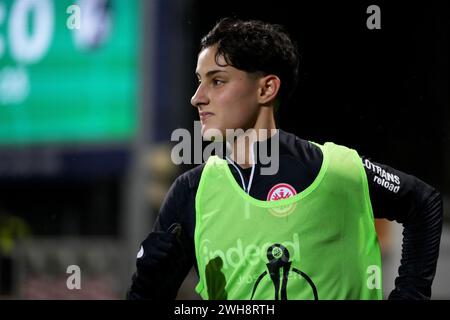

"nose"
[190,83,208,109]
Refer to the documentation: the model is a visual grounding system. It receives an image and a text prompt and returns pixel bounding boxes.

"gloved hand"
[128,223,186,299]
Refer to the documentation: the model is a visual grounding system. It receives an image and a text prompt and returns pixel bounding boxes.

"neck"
[229,107,277,169]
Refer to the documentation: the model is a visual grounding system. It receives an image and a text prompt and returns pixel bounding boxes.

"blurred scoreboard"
[0,0,139,146]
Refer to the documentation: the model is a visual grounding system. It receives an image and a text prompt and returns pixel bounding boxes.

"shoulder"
[160,163,206,211]
[278,129,317,149]
[278,129,323,174]
[156,163,206,232]
[173,162,206,192]
[279,129,322,159]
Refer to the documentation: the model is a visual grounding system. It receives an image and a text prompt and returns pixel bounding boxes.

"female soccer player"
[127,18,442,300]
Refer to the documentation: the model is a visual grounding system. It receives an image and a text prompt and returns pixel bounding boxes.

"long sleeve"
[126,172,197,300]
[362,157,443,299]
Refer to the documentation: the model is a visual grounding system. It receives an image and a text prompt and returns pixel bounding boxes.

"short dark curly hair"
[200,17,299,107]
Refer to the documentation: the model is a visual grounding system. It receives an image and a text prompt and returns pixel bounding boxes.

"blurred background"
[0,0,448,299]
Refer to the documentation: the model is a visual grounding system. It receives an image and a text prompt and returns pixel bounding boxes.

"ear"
[257,75,281,105]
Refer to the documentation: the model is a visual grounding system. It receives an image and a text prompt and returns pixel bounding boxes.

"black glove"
[127,223,186,300]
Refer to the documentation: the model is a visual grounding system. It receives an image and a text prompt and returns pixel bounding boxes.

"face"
[191,46,262,140]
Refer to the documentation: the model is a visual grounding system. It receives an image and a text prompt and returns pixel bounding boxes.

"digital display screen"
[0,0,139,145]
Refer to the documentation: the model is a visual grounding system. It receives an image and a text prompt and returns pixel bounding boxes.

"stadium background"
[0,0,448,299]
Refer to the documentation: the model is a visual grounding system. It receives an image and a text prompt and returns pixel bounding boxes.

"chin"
[201,124,225,142]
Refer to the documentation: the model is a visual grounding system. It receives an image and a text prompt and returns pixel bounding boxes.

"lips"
[199,112,214,121]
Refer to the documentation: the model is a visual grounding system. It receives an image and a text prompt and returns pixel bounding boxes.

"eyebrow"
[196,69,228,78]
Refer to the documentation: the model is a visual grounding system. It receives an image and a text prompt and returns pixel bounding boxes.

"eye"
[212,79,224,86]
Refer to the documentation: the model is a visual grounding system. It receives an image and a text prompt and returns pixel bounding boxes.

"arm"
[126,174,196,300]
[362,157,443,299]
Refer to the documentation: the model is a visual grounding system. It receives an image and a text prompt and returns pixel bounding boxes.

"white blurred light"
[73,0,112,51]
[0,65,30,105]
[9,0,54,64]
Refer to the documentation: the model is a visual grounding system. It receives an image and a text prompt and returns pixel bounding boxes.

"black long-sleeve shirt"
[129,129,443,300]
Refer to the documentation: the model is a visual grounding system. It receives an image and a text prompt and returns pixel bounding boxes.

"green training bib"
[194,142,382,300]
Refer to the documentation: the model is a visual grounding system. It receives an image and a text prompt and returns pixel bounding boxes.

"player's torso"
[194,142,382,300]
